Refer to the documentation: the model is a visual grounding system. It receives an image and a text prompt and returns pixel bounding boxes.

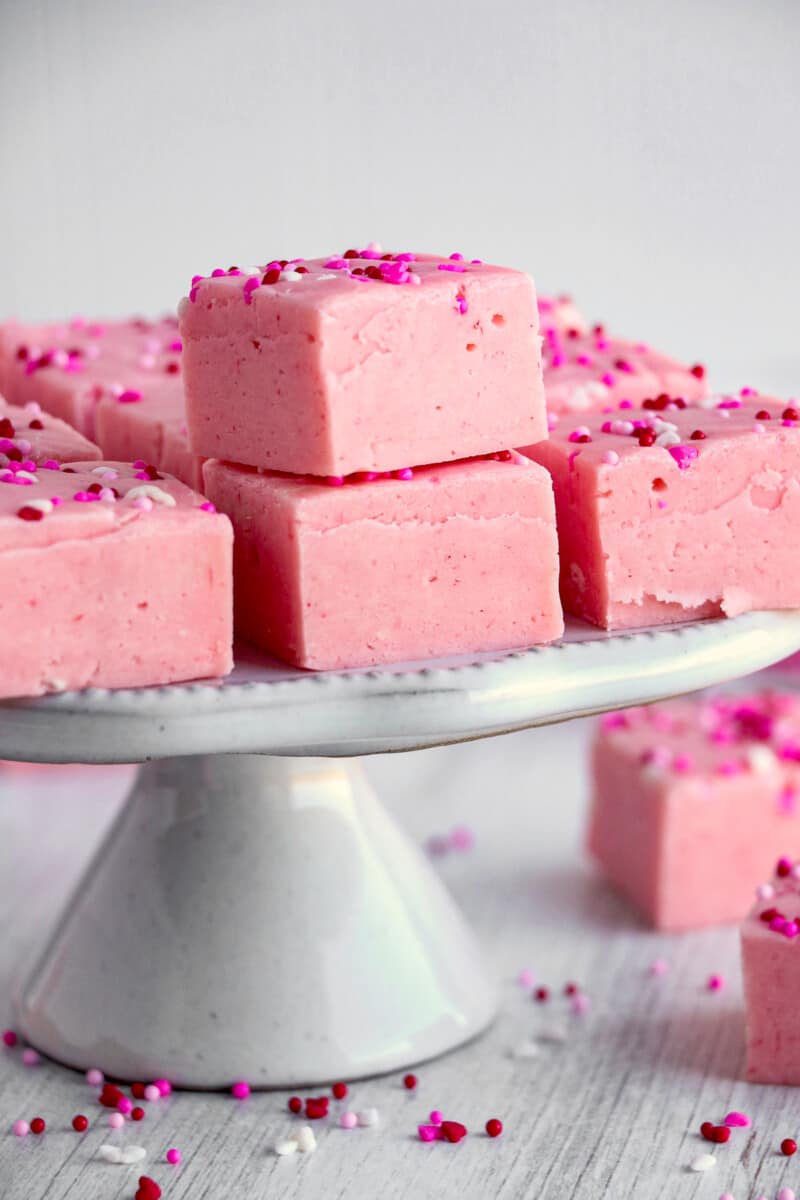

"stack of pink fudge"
[589,693,800,930]
[178,248,565,669]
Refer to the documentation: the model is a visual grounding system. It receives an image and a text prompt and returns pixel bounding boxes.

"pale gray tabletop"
[1,710,798,1200]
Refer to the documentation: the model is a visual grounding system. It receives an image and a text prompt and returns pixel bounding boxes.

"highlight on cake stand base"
[6,610,800,1089]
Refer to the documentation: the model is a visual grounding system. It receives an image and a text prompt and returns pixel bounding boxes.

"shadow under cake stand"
[5,611,800,1089]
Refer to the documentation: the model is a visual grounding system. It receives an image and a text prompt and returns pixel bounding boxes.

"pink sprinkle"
[395,467,414,481]
[707,974,725,992]
[86,1067,104,1086]
[154,1078,172,1097]
[551,352,566,368]
[778,1190,796,1200]
[601,372,616,387]
[668,444,699,470]
[131,496,153,512]
[143,1084,161,1102]
[784,921,799,939]
[166,1147,182,1165]
[672,753,693,773]
[108,1112,125,1129]
[118,389,142,404]
[570,993,591,1016]
[231,1081,250,1100]
[756,882,775,901]
[199,501,216,513]
[429,1110,444,1125]
[340,1111,358,1129]
[418,1124,442,1142]
[117,1097,132,1114]
[649,958,668,976]
[325,475,344,487]
[723,1111,751,1128]
[12,1120,29,1137]
[518,968,535,988]
[21,1047,41,1066]
[2,1029,17,1047]
[438,262,466,273]
[450,825,475,851]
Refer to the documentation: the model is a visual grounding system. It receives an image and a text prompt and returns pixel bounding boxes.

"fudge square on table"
[180,248,546,477]
[742,856,800,1083]
[0,460,232,698]
[203,451,562,670]
[590,694,800,931]
[526,393,800,630]
[0,397,101,466]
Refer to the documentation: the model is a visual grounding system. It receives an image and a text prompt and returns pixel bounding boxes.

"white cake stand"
[7,611,800,1089]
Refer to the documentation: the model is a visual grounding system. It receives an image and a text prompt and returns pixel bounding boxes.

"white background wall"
[1,0,797,392]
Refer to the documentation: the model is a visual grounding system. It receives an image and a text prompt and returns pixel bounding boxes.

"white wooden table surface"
[2,705,798,1200]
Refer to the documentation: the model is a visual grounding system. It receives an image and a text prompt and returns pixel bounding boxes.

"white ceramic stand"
[8,611,800,1087]
[16,755,492,1087]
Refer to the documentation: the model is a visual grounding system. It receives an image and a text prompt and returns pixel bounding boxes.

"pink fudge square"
[0,397,100,466]
[525,393,800,629]
[95,383,204,491]
[589,694,800,930]
[540,327,707,421]
[180,249,546,476]
[742,856,800,1083]
[202,452,562,670]
[0,315,184,440]
[0,460,232,697]
[537,294,589,337]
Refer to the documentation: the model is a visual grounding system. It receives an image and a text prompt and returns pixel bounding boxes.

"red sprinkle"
[131,1083,147,1099]
[135,1178,162,1200]
[700,1121,715,1141]
[72,1114,88,1132]
[756,409,772,420]
[690,364,706,379]
[30,1117,46,1135]
[288,1096,303,1114]
[783,408,799,422]
[563,982,578,996]
[777,857,792,878]
[710,1125,730,1144]
[534,986,550,1003]
[262,268,281,285]
[403,1074,418,1090]
[782,1138,797,1156]
[440,1120,468,1144]
[690,429,707,440]
[17,506,44,522]
[485,1118,503,1138]
[1,1029,17,1047]
[131,1106,145,1122]
[332,1082,348,1100]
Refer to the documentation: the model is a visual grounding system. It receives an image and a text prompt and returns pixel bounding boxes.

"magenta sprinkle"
[723,1111,751,1128]
[118,389,142,404]
[231,1081,250,1100]
[2,1029,18,1047]
[668,444,699,470]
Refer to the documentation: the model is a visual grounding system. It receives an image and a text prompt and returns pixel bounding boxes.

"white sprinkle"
[23,402,43,416]
[24,498,53,515]
[126,484,176,507]
[92,466,119,479]
[654,430,680,448]
[131,496,153,511]
[295,1125,317,1153]
[356,1108,380,1128]
[99,487,116,502]
[240,266,262,276]
[97,1145,123,1163]
[273,1137,299,1156]
[601,450,620,466]
[689,1153,716,1172]
[281,270,303,282]
[118,1145,147,1164]
[16,439,32,454]
[747,745,777,774]
[13,470,38,484]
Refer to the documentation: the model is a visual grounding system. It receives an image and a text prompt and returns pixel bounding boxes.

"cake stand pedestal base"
[15,754,495,1088]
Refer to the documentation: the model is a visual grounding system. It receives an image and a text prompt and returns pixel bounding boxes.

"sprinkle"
[357,1108,380,1127]
[485,1118,503,1138]
[199,501,217,513]
[117,1096,133,1114]
[72,1115,89,1132]
[118,389,142,404]
[707,974,725,992]
[340,1111,358,1129]
[418,1124,441,1142]
[135,1175,161,1200]
[295,1125,317,1153]
[602,450,620,466]
[86,1067,104,1086]
[441,1120,468,1143]
[143,1084,160,1102]
[97,1145,123,1163]
[126,485,176,507]
[668,444,700,470]
[570,992,591,1016]
[403,1073,418,1090]
[119,1145,148,1165]
[688,1153,716,1172]
[274,1137,298,1156]
[782,1137,797,1156]
[166,1148,182,1164]
[231,1081,250,1100]
[2,1029,18,1047]
[779,1190,797,1200]
[108,1112,125,1129]
[30,1117,46,1135]
[12,1120,29,1137]
[518,968,535,987]
[723,1111,751,1127]
[430,1110,444,1124]
[649,958,669,976]
[332,1082,348,1100]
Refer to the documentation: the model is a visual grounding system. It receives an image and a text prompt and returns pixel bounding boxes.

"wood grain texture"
[1,718,798,1200]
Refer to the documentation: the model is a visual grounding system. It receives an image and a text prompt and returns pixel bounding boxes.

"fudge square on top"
[180,247,546,477]
[202,451,563,671]
[526,393,800,629]
[742,855,800,1083]
[590,693,800,931]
